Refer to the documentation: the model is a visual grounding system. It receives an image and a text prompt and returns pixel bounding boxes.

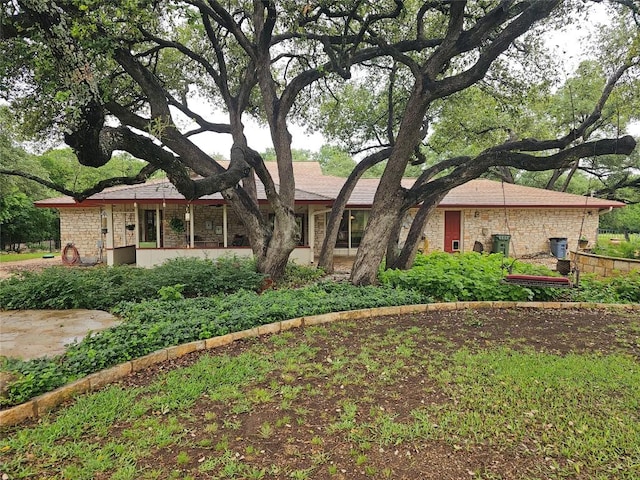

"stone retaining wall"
[572,251,640,276]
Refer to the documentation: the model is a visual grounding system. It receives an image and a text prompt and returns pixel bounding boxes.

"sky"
[184,112,324,158]
[184,4,638,159]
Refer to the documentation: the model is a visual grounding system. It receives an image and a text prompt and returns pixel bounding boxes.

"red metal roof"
[35,162,625,210]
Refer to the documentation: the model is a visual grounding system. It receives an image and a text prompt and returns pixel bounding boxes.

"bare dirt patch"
[0,256,62,280]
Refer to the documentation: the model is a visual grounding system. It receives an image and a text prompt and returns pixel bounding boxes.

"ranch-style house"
[35,162,624,267]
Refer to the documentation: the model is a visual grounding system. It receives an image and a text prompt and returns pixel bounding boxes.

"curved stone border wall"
[2,301,638,427]
[572,250,640,276]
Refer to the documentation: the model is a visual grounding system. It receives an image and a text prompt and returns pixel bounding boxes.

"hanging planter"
[578,237,588,249]
[125,224,136,231]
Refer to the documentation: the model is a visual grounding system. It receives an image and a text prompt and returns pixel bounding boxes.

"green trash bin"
[491,234,511,256]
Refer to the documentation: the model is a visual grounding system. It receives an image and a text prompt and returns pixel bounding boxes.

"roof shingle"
[35,162,625,210]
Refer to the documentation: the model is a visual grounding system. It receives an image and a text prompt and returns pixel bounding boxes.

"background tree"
[37,148,154,192]
[0,108,59,250]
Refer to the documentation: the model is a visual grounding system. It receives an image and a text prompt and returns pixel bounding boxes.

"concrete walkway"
[0,310,121,360]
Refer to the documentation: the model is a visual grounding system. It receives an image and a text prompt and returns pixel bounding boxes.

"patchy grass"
[1,308,639,480]
[0,252,56,262]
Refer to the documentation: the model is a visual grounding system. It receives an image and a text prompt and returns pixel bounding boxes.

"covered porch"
[101,202,324,268]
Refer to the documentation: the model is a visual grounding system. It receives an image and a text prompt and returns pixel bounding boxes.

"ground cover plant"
[380,252,640,304]
[1,307,638,479]
[0,257,268,310]
[0,283,429,407]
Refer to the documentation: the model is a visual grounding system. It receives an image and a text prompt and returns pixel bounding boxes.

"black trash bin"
[549,237,568,258]
[491,234,511,256]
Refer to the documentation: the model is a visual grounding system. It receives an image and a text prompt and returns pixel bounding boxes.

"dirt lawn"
[3,307,638,479]
[0,256,62,280]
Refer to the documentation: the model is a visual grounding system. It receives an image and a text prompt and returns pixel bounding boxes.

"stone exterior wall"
[313,211,326,253]
[192,205,225,246]
[162,205,188,247]
[573,251,640,277]
[59,208,103,261]
[311,206,599,259]
[422,208,600,257]
[60,203,601,265]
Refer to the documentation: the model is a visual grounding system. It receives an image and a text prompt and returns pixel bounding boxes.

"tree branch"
[406,135,637,207]
[486,60,639,154]
[0,163,157,202]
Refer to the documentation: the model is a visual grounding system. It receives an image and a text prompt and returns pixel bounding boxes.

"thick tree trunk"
[318,149,392,273]
[384,214,404,269]
[227,6,297,281]
[391,191,448,270]
[256,207,298,279]
[350,192,405,285]
[225,184,297,281]
[350,84,429,285]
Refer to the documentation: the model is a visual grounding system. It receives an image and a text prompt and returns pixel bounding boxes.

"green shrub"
[575,271,640,304]
[157,284,186,301]
[379,252,564,302]
[149,256,266,296]
[592,238,640,259]
[1,283,429,406]
[276,262,325,288]
[0,257,265,310]
[379,252,639,304]
[0,265,145,310]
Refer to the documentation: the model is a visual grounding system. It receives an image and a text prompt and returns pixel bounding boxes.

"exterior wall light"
[100,211,108,234]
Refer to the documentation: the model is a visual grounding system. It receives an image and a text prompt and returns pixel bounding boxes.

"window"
[350,210,369,247]
[295,214,305,246]
[143,209,162,245]
[332,210,369,248]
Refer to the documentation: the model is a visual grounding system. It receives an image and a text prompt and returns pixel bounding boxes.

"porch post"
[102,205,115,266]
[223,205,228,248]
[133,202,139,248]
[155,205,161,248]
[189,204,194,248]
[347,209,352,255]
[308,205,315,263]
[104,205,114,250]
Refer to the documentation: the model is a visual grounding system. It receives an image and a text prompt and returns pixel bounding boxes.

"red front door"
[444,211,461,253]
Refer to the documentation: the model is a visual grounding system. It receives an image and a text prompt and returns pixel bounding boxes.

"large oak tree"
[309,1,638,283]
